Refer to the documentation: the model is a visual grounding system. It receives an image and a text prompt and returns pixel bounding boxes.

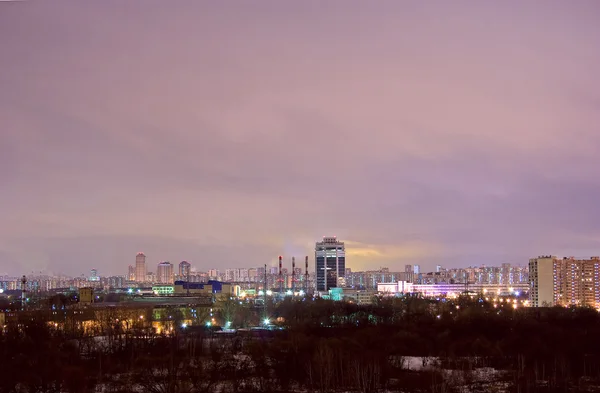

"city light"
[266,290,273,296]
[181,323,187,328]
[263,318,270,326]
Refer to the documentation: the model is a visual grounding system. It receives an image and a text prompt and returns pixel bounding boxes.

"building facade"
[553,256,600,307]
[315,236,345,292]
[135,252,147,283]
[179,261,191,277]
[529,256,556,307]
[156,261,174,284]
[529,255,600,308]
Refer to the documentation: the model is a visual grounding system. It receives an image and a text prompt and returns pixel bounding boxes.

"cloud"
[1,1,600,275]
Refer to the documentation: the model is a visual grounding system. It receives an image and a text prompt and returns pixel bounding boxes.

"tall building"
[89,268,99,282]
[127,265,135,281]
[315,236,346,292]
[135,252,146,282]
[179,261,191,277]
[553,256,600,307]
[529,255,557,307]
[413,265,420,275]
[404,264,414,283]
[156,261,174,284]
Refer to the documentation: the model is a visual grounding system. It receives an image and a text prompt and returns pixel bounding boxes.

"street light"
[263,318,270,326]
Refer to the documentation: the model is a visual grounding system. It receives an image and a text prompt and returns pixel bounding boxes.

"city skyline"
[3,249,532,280]
[2,2,600,276]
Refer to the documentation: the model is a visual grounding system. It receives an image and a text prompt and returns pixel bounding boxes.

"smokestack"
[278,256,283,293]
[291,257,296,294]
[21,275,27,311]
[263,264,267,316]
[305,256,309,293]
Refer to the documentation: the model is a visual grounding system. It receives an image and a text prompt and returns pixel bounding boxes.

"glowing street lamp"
[263,318,270,326]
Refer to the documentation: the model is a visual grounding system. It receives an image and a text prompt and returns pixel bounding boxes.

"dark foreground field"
[2,297,600,393]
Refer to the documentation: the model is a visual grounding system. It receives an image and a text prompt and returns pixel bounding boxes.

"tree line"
[1,295,600,392]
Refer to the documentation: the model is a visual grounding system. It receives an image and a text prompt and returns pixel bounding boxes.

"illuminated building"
[127,265,135,281]
[553,256,600,308]
[157,261,174,284]
[135,252,146,283]
[315,236,345,292]
[529,255,600,308]
[179,261,191,277]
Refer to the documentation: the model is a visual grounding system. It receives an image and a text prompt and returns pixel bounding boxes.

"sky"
[1,1,600,277]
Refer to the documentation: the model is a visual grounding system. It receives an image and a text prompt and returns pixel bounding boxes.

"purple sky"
[2,1,600,276]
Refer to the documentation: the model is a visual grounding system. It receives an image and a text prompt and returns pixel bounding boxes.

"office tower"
[135,252,146,283]
[127,265,135,281]
[179,261,191,277]
[436,265,442,273]
[413,265,420,275]
[529,256,556,307]
[315,236,346,292]
[156,261,174,284]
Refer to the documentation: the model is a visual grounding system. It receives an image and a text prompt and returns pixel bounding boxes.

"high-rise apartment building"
[529,255,600,308]
[529,256,556,307]
[403,265,415,283]
[315,236,346,292]
[413,265,420,275]
[157,261,174,284]
[179,261,191,277]
[135,252,146,283]
[127,265,135,281]
[554,256,600,307]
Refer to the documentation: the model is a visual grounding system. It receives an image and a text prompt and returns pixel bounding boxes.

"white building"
[377,281,413,294]
[529,256,555,307]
